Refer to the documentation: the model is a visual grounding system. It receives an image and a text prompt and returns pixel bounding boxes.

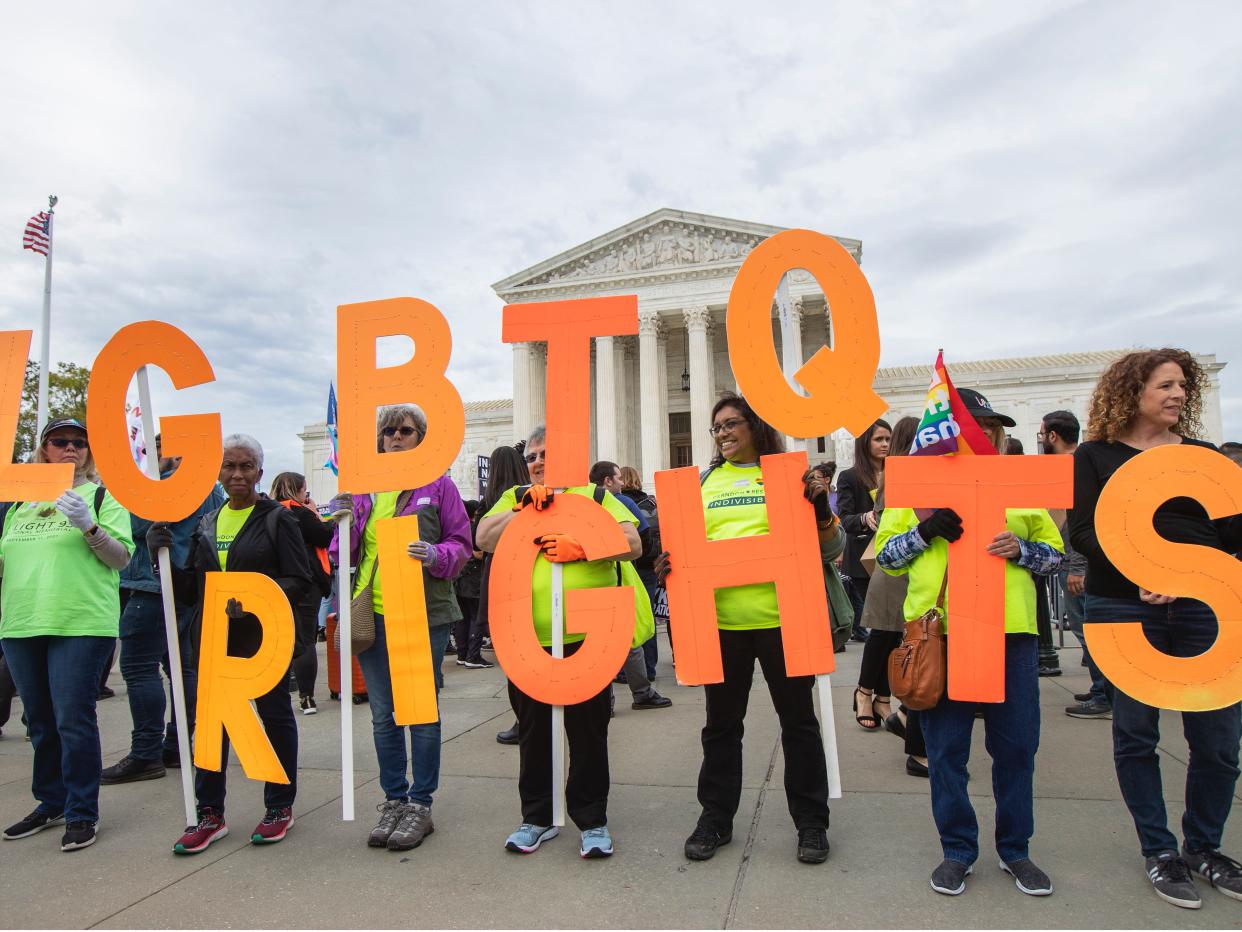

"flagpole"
[35,195,57,436]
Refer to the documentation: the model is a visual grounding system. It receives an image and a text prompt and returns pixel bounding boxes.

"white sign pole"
[35,197,56,437]
[135,367,196,826]
[550,559,566,827]
[338,517,355,821]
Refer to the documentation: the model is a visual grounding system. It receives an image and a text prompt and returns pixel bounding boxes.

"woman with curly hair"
[1069,348,1242,910]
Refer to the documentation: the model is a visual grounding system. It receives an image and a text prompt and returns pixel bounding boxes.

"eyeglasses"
[523,449,546,464]
[709,418,747,437]
[382,425,419,439]
[47,437,88,450]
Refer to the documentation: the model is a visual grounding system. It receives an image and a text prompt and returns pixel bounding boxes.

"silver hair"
[222,433,264,468]
[527,424,546,446]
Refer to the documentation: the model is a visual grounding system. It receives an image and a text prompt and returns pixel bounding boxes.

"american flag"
[23,211,51,256]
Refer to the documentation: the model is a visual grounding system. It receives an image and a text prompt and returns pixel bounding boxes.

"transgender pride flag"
[324,382,339,476]
[910,351,997,457]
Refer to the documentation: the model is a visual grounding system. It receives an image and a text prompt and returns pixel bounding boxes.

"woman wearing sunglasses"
[329,404,472,853]
[0,418,134,852]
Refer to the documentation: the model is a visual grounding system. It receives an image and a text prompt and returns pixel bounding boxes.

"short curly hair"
[1086,349,1204,442]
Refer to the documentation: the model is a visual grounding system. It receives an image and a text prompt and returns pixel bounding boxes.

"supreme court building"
[300,208,1226,503]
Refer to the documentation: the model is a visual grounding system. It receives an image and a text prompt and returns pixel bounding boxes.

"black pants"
[195,679,298,814]
[0,647,15,728]
[846,575,870,638]
[1035,576,1060,670]
[904,706,927,758]
[290,595,320,698]
[698,627,829,834]
[454,596,484,662]
[508,641,611,830]
[857,629,904,695]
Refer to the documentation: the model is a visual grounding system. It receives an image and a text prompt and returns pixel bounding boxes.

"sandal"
[873,695,892,722]
[853,688,880,731]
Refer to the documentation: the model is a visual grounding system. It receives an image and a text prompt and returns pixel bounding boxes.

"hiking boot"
[100,755,166,785]
[496,723,519,745]
[3,808,65,840]
[60,821,97,852]
[300,695,318,715]
[1065,697,1111,719]
[251,807,294,844]
[1146,851,1201,909]
[796,827,830,864]
[632,690,672,710]
[387,802,434,851]
[505,823,557,853]
[367,799,405,848]
[1183,846,1242,901]
[685,825,732,861]
[173,808,228,855]
[1000,857,1053,895]
[579,825,613,859]
[930,859,972,895]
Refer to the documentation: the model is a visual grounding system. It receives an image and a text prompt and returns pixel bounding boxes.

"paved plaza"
[2,634,1240,929]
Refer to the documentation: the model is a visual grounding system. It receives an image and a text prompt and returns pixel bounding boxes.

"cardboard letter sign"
[337,297,465,495]
[726,230,884,438]
[653,451,834,685]
[502,296,638,487]
[1088,444,1242,711]
[87,321,222,520]
[0,330,72,500]
[488,494,634,704]
[377,515,438,726]
[884,455,1073,702]
[196,572,295,783]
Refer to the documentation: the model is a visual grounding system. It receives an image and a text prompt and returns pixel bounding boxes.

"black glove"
[802,470,832,522]
[146,522,174,553]
[917,508,964,544]
[226,598,246,621]
[653,550,671,584]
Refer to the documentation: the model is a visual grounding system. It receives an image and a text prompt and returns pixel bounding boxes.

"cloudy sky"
[2,1,1240,475]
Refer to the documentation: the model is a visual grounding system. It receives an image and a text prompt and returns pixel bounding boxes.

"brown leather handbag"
[888,575,947,711]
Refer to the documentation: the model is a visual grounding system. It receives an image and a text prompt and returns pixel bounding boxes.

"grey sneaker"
[930,859,972,895]
[1065,698,1112,719]
[1183,846,1242,901]
[387,802,434,851]
[1146,851,1201,909]
[367,800,405,849]
[1000,857,1053,895]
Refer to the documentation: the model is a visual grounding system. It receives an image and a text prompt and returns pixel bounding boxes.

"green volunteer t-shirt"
[483,485,638,647]
[701,461,780,630]
[0,481,135,638]
[215,504,254,571]
[355,492,398,614]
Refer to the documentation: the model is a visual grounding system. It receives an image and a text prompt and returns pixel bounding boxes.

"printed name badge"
[417,496,431,506]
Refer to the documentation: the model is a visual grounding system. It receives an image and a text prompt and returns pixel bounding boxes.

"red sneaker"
[251,807,294,844]
[173,808,228,855]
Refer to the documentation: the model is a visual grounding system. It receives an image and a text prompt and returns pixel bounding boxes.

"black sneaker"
[1073,692,1092,702]
[163,749,182,769]
[1065,698,1111,719]
[1000,857,1053,895]
[1037,664,1062,677]
[100,755,166,785]
[496,723,519,745]
[1146,851,1201,909]
[300,695,318,715]
[60,821,97,851]
[3,808,65,840]
[461,658,494,669]
[930,859,972,895]
[1183,846,1242,901]
[685,825,731,861]
[796,827,830,864]
[631,690,672,710]
[97,686,116,700]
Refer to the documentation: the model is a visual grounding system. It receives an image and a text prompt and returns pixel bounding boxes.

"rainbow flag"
[324,382,339,476]
[910,351,997,457]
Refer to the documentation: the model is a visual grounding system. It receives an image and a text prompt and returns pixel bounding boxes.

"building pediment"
[493,208,862,300]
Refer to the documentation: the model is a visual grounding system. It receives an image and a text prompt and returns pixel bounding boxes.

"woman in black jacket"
[149,434,311,855]
[836,418,891,729]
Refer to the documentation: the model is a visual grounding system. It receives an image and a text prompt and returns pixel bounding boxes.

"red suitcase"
[325,612,368,704]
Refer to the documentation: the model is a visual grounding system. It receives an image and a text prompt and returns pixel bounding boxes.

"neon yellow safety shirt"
[215,504,254,571]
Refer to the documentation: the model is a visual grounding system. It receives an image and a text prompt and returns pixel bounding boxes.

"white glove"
[55,490,94,532]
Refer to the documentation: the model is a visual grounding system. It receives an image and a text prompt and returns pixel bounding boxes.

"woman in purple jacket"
[329,404,472,854]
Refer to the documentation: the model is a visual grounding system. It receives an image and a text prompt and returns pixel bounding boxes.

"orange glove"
[514,484,555,512]
[534,533,586,563]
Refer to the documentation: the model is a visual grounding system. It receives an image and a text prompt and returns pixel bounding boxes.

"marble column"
[511,342,534,441]
[614,338,633,468]
[684,306,715,467]
[530,343,547,431]
[638,311,665,489]
[780,297,805,454]
[595,335,617,463]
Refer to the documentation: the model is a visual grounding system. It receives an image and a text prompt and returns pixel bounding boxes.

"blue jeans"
[1060,570,1106,701]
[118,591,197,761]
[921,634,1040,865]
[1,635,114,823]
[355,614,450,805]
[1085,595,1241,856]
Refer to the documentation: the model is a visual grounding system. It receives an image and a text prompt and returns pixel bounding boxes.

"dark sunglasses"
[382,425,419,439]
[47,437,89,450]
[524,449,547,464]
